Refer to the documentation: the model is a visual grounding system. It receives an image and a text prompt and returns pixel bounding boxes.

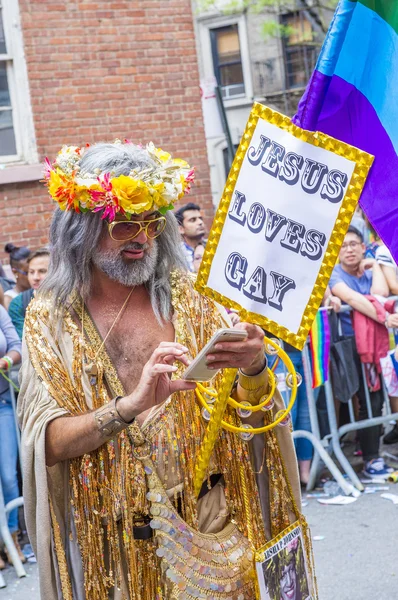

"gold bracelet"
[238,360,268,392]
[94,397,133,438]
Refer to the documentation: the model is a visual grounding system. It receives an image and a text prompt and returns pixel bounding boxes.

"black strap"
[21,289,34,313]
[133,473,223,539]
[133,523,153,540]
[198,473,223,500]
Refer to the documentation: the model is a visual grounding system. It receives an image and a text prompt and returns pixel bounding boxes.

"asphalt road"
[304,488,398,600]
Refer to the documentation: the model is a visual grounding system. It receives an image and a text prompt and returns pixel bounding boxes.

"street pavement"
[304,488,398,600]
[1,487,397,600]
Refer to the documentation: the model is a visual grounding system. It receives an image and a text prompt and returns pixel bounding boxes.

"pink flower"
[89,173,122,222]
[43,157,54,179]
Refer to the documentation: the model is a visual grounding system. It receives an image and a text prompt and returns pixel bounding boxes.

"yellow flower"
[48,170,92,211]
[154,147,172,163]
[48,170,65,198]
[111,175,153,214]
[150,182,167,206]
[173,158,189,168]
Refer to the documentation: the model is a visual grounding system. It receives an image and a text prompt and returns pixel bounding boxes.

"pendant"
[84,362,98,377]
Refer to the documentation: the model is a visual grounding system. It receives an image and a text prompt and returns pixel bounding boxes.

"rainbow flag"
[309,311,331,389]
[294,1,398,263]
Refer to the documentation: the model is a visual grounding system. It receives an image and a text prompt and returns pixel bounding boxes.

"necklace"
[82,286,135,378]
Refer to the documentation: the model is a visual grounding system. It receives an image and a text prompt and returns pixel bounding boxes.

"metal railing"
[291,302,398,493]
[0,368,26,588]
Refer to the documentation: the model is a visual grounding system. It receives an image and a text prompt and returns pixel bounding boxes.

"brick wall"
[0,0,212,259]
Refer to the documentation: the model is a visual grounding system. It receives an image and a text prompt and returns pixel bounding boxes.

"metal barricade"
[0,368,26,587]
[275,339,357,495]
[299,303,398,492]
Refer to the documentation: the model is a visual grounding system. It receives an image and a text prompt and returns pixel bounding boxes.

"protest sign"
[196,103,374,349]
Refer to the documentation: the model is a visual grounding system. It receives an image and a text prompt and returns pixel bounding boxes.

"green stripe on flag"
[357,0,398,33]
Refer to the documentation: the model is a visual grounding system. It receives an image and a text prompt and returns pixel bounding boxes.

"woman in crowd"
[192,242,205,274]
[9,249,50,339]
[3,244,31,310]
[0,305,22,569]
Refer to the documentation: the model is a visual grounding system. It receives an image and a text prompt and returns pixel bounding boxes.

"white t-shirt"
[376,245,397,273]
[4,288,18,300]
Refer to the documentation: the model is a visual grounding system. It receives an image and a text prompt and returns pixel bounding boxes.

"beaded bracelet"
[2,356,13,371]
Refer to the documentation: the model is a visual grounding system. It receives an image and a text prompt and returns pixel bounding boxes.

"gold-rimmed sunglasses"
[108,217,167,241]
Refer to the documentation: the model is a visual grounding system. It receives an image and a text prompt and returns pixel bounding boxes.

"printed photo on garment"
[256,524,312,600]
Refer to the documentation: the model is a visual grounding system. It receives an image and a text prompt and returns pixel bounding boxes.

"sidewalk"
[0,561,39,599]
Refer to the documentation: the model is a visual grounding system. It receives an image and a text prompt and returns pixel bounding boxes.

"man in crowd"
[375,243,398,443]
[18,141,307,600]
[330,225,398,478]
[174,201,206,271]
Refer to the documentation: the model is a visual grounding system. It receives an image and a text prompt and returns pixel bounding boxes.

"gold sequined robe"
[18,272,308,600]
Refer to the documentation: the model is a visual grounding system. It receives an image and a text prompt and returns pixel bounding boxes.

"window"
[0,5,17,157]
[0,1,37,165]
[211,25,245,100]
[281,12,318,90]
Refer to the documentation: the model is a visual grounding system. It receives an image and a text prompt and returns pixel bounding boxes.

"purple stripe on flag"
[294,72,398,263]
[293,70,332,131]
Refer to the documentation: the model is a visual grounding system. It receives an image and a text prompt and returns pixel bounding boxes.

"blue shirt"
[181,241,194,272]
[9,289,34,340]
[0,305,22,396]
[329,263,372,336]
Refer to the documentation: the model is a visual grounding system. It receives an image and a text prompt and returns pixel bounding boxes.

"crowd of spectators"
[0,244,49,570]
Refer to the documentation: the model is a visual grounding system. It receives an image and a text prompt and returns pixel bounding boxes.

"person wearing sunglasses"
[3,243,31,310]
[17,141,304,600]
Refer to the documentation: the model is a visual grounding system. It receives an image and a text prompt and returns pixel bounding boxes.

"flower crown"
[43,141,195,222]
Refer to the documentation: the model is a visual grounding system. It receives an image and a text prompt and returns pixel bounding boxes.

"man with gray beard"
[17,141,303,600]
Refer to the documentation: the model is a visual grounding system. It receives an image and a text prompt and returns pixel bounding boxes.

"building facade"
[194,0,334,206]
[0,0,212,259]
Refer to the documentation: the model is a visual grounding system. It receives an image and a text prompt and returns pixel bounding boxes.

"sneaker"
[363,458,394,480]
[383,424,398,445]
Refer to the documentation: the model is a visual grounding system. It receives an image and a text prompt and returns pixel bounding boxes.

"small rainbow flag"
[309,311,331,389]
[294,0,398,263]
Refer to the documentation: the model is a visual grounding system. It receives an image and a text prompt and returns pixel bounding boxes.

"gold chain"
[81,286,135,365]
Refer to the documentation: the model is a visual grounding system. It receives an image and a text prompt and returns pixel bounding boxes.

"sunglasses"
[108,217,167,242]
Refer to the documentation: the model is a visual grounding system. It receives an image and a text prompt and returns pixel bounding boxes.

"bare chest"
[91,306,175,395]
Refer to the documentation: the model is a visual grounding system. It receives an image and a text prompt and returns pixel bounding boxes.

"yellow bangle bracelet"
[194,336,298,436]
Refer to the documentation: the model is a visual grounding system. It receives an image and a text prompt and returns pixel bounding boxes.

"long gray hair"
[39,142,188,321]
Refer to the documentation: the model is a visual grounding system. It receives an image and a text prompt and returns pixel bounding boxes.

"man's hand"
[229,312,241,326]
[117,342,196,422]
[326,295,341,313]
[358,258,376,275]
[386,314,398,329]
[205,323,265,375]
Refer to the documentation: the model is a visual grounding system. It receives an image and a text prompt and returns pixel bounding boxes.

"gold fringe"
[24,273,312,599]
[49,497,73,600]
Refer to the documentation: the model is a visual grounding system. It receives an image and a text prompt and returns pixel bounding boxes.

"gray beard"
[92,241,158,286]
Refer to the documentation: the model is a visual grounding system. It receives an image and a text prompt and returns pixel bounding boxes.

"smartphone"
[182,328,248,382]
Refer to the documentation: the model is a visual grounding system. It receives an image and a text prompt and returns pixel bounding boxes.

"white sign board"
[196,104,373,349]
